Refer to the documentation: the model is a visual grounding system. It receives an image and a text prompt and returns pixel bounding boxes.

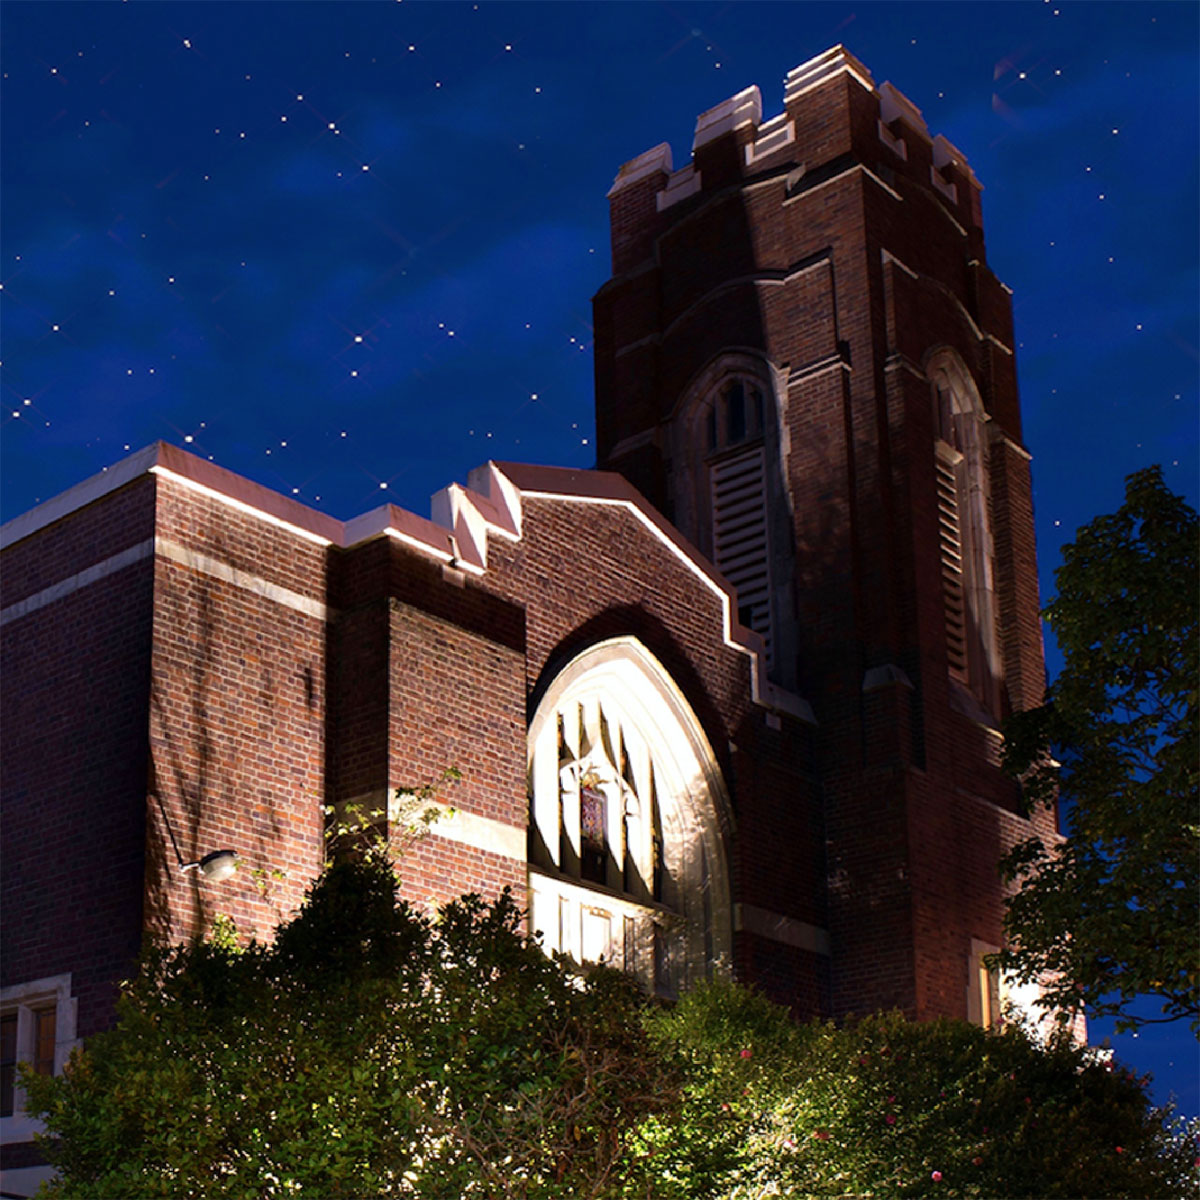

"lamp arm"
[150,788,189,870]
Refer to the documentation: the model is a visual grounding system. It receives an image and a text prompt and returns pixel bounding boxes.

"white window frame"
[967,938,1004,1029]
[527,637,733,997]
[1,973,77,1145]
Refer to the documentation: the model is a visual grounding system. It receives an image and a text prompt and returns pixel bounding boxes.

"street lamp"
[151,790,239,882]
[181,848,239,881]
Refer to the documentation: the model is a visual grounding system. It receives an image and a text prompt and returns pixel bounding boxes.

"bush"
[26,864,1196,1198]
[25,857,675,1199]
[634,980,1199,1198]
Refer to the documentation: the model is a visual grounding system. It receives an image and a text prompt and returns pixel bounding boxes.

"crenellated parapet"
[607,45,985,275]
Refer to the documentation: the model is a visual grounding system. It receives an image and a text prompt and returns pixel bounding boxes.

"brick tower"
[593,46,1054,1022]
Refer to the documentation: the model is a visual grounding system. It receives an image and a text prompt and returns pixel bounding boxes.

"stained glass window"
[579,784,607,884]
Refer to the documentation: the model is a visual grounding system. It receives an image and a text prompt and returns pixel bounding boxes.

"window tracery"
[527,638,731,997]
[704,378,766,453]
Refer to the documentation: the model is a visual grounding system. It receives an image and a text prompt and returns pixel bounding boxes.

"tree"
[25,855,676,1200]
[998,465,1199,1033]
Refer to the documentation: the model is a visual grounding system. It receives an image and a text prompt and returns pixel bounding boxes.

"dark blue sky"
[2,1,1196,1115]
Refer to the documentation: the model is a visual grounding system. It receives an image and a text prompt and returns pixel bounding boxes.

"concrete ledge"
[607,142,672,198]
[693,85,761,151]
[735,902,831,956]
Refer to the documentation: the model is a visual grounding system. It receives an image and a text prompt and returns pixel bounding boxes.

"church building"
[1,46,1058,1187]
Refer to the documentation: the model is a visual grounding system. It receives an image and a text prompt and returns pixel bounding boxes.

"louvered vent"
[711,447,773,667]
[935,447,968,679]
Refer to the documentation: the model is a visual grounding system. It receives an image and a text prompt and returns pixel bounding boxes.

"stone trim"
[1,534,329,627]
[692,85,762,151]
[151,466,333,546]
[784,45,875,103]
[340,789,526,863]
[878,81,928,136]
[0,444,160,551]
[657,164,702,212]
[1,538,155,626]
[154,538,329,621]
[881,251,1011,355]
[744,114,795,166]
[607,142,672,198]
[511,481,813,723]
[734,902,831,956]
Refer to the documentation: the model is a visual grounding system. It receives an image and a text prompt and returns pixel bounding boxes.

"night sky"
[2,2,1196,1115]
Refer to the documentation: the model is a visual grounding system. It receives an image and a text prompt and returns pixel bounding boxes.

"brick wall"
[2,479,160,1038]
[146,476,327,945]
[2,486,155,1038]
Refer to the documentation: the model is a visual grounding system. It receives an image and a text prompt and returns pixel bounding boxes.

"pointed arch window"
[667,355,797,689]
[527,639,732,997]
[703,379,765,453]
[701,378,774,668]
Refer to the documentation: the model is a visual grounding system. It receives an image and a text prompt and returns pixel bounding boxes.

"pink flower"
[1115,1146,1124,1155]
[720,1102,731,1112]
[813,1128,830,1142]
[859,1055,870,1066]
[781,1137,796,1151]
[885,1114,896,1126]
[931,1170,943,1183]
[739,1048,753,1059]
[886,1094,896,1104]
[972,1157,983,1167]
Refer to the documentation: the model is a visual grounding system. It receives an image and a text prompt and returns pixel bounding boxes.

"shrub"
[634,981,1199,1198]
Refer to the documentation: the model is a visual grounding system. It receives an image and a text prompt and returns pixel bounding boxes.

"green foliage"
[999,466,1199,1033]
[25,865,1194,1198]
[633,982,1198,1199]
[323,768,461,861]
[25,857,675,1199]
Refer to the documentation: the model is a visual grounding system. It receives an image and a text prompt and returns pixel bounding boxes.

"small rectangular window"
[969,940,1004,1029]
[653,923,672,997]
[581,908,612,964]
[0,975,75,1121]
[0,1013,16,1118]
[34,1008,56,1076]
